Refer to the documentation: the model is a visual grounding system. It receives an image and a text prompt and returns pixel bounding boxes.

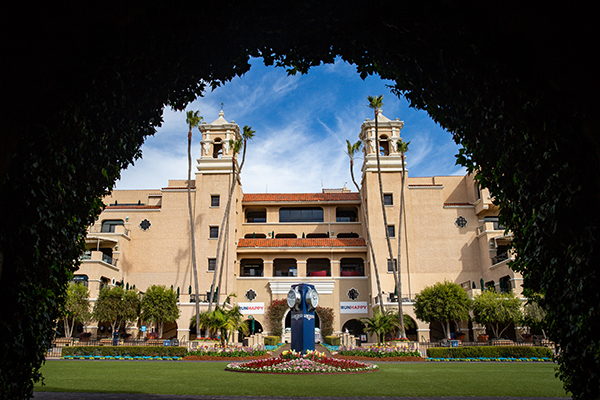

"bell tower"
[359,112,405,174]
[359,111,407,310]
[197,110,242,174]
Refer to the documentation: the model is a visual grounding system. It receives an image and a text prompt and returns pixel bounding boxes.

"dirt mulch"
[182,354,271,361]
[333,354,426,362]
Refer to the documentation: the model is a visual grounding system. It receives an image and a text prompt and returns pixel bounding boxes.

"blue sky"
[115,58,465,193]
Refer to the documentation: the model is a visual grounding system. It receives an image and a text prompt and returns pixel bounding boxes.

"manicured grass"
[35,360,568,397]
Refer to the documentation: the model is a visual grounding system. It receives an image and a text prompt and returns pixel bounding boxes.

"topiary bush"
[61,346,187,358]
[325,336,341,346]
[427,346,553,359]
[264,336,280,346]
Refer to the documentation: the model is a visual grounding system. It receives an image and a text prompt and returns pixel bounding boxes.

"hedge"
[61,346,187,358]
[325,336,340,346]
[264,336,280,346]
[426,346,553,359]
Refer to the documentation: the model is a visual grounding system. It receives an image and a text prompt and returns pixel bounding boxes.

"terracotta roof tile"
[243,193,359,203]
[238,238,366,248]
[105,205,161,210]
[443,202,473,207]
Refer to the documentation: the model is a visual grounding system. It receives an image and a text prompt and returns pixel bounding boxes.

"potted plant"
[478,334,489,342]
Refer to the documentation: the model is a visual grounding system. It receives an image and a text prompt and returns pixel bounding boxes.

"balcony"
[88,224,130,236]
[79,250,119,270]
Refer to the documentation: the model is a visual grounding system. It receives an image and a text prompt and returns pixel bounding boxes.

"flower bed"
[226,350,378,374]
[62,355,181,361]
[337,344,421,358]
[185,345,268,360]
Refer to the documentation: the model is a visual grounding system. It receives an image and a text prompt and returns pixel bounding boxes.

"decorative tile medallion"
[455,216,467,228]
[245,288,257,302]
[347,287,360,301]
[139,219,151,231]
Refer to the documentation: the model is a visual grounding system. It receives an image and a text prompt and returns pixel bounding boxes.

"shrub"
[61,346,187,358]
[316,306,334,337]
[264,336,280,346]
[266,299,287,338]
[426,346,553,359]
[325,336,340,346]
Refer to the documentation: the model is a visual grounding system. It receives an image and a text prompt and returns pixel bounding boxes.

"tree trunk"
[187,130,201,339]
[349,159,385,311]
[374,109,396,314]
[395,155,407,338]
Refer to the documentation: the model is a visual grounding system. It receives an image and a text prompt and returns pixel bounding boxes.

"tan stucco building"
[78,110,520,342]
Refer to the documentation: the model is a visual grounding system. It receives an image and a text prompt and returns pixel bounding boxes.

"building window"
[341,258,364,276]
[307,258,330,276]
[387,225,395,238]
[101,219,124,233]
[208,258,216,271]
[387,258,397,273]
[273,259,297,277]
[246,208,266,223]
[336,207,358,222]
[72,275,89,287]
[279,207,324,223]
[209,226,219,238]
[337,232,359,238]
[240,259,264,277]
[499,275,512,293]
[383,194,393,206]
[211,195,220,207]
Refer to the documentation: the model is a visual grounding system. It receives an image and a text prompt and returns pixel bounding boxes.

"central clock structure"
[287,283,319,353]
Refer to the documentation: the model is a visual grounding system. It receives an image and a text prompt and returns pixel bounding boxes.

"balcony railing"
[491,252,509,265]
[88,225,130,236]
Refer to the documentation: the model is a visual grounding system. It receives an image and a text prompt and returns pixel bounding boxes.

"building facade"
[78,110,520,342]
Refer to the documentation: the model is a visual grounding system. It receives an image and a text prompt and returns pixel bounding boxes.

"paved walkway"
[33,394,570,400]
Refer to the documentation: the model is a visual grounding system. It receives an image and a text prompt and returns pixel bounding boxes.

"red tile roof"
[105,205,161,210]
[443,202,473,207]
[238,238,366,248]
[243,193,359,203]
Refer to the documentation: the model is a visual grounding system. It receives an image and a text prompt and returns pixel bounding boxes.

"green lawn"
[35,360,569,397]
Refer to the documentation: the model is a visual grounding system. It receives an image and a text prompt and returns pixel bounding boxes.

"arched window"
[101,219,124,233]
[336,206,358,222]
[273,259,297,277]
[379,135,390,156]
[213,138,223,158]
[307,258,330,276]
[240,259,264,277]
[340,258,364,276]
[246,208,266,223]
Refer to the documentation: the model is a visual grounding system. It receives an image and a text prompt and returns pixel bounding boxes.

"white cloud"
[115,59,465,193]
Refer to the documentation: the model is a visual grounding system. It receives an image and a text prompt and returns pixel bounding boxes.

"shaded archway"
[341,319,364,337]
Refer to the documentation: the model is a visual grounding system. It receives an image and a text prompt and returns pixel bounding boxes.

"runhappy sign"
[238,302,265,314]
[340,301,368,314]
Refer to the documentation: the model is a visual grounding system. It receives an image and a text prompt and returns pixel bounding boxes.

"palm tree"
[367,95,397,313]
[191,294,248,345]
[207,126,255,322]
[346,139,385,310]
[185,110,203,338]
[360,309,399,344]
[367,94,406,337]
[395,138,410,338]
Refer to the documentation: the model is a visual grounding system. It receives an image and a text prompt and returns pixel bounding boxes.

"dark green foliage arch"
[2,3,598,398]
